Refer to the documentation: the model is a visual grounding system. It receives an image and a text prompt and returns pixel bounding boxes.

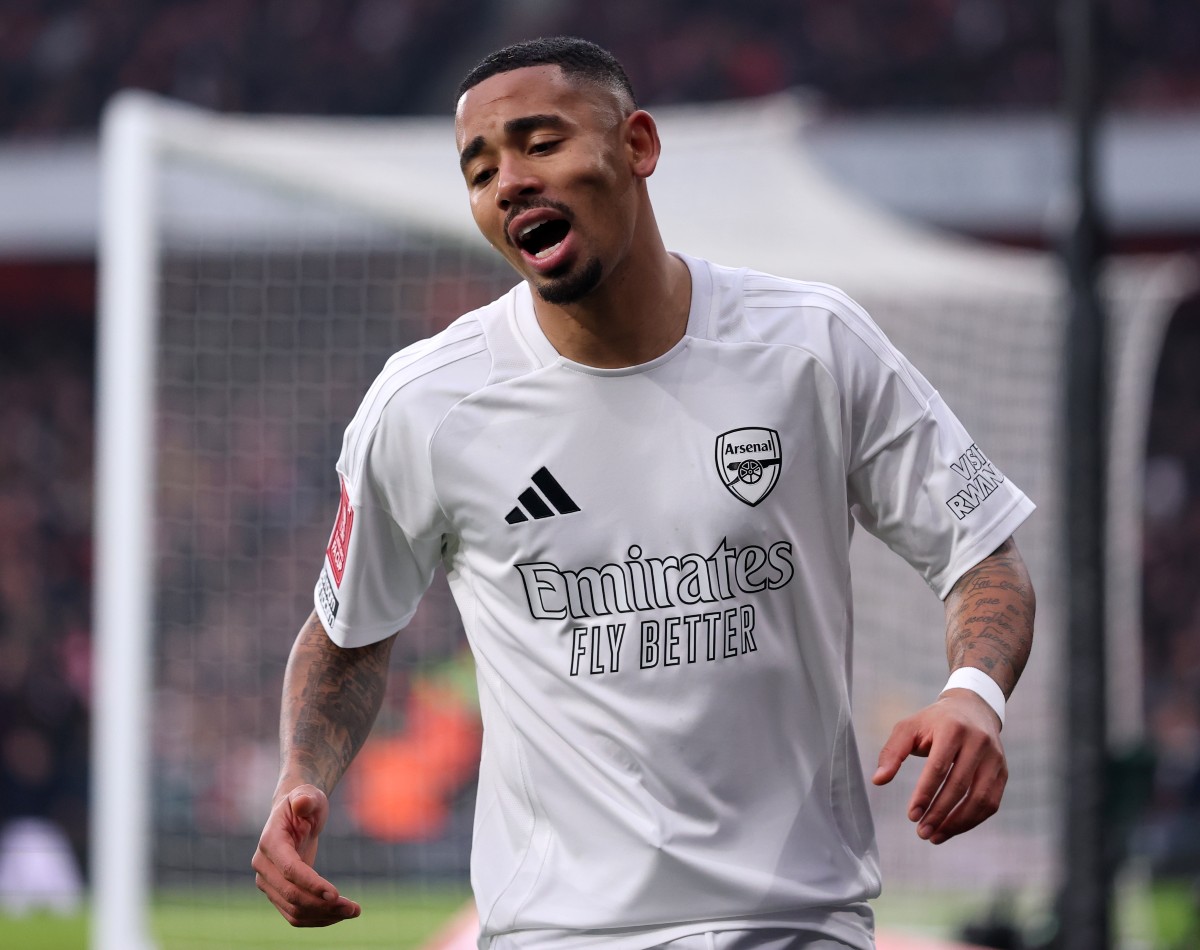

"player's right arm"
[252,609,396,926]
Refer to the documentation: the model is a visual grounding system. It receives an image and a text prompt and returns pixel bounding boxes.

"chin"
[534,257,604,305]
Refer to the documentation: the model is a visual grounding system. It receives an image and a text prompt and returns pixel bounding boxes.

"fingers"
[915,750,1008,844]
[875,695,1008,845]
[253,865,361,927]
[871,719,922,786]
[908,726,1007,845]
[252,786,362,927]
[252,844,361,926]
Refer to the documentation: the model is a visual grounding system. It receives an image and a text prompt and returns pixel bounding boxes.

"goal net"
[93,91,1194,949]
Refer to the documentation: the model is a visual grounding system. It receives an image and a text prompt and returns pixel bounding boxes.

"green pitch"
[4,881,1196,949]
[2,883,472,950]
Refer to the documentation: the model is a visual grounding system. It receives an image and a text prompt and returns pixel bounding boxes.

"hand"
[252,784,361,926]
[871,689,1007,845]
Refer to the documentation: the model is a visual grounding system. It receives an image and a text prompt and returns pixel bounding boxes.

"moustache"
[503,198,574,247]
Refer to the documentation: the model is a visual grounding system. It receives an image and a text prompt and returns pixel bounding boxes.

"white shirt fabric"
[314,254,1035,950]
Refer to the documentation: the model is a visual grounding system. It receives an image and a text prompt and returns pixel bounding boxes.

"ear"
[625,110,661,179]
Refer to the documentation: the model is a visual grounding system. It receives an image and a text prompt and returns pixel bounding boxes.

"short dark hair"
[457,36,638,109]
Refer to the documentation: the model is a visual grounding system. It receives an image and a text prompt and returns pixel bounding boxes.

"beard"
[533,256,603,306]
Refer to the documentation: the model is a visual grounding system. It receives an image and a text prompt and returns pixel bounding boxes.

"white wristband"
[941,667,1006,728]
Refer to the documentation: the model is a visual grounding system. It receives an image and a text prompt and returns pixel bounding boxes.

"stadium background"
[1,1,1199,948]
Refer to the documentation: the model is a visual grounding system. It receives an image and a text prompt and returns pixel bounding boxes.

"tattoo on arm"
[944,537,1035,697]
[278,611,396,796]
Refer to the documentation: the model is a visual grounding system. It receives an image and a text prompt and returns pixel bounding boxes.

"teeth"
[535,241,562,260]
[518,222,540,239]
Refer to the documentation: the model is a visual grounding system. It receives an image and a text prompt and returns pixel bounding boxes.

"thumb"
[290,787,323,818]
[283,785,329,838]
[282,786,328,864]
[872,721,915,786]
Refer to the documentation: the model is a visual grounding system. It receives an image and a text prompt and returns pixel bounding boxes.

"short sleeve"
[795,291,1035,598]
[847,387,1035,599]
[314,409,448,648]
[314,471,443,648]
[311,320,489,647]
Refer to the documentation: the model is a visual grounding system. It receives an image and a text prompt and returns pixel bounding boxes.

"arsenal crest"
[715,428,782,506]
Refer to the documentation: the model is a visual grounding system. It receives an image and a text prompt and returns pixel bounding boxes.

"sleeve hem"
[929,493,1037,600]
[314,599,416,649]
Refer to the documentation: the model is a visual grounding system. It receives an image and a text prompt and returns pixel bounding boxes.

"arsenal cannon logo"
[715,427,782,506]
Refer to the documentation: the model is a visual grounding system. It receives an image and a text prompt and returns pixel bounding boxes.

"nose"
[495,155,541,210]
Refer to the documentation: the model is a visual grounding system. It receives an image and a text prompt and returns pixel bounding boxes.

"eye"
[470,167,495,187]
[529,138,560,155]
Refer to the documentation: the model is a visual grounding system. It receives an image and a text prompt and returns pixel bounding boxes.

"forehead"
[455,65,608,147]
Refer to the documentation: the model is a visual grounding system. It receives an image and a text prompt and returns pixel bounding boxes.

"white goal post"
[93,90,1194,950]
[94,92,160,950]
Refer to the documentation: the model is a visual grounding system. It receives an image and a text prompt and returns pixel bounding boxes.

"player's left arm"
[871,535,1035,844]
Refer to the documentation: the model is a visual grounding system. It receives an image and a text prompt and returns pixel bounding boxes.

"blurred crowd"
[0,0,1198,138]
[0,320,92,904]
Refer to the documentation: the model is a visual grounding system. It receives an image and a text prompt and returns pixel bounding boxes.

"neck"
[531,239,692,369]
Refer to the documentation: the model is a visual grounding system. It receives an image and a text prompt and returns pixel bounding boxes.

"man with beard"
[253,36,1036,950]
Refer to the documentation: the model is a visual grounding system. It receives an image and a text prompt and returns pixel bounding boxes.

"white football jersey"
[314,254,1035,949]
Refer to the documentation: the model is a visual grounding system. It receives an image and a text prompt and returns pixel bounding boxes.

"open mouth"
[515,218,571,260]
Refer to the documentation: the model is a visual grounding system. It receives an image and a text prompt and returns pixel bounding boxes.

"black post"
[1060,0,1111,947]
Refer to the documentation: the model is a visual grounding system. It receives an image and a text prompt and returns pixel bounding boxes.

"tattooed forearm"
[276,610,396,798]
[944,537,1035,697]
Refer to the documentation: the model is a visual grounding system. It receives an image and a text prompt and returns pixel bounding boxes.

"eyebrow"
[459,113,569,173]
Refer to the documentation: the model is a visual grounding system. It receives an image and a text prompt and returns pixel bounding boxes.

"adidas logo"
[505,467,581,524]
